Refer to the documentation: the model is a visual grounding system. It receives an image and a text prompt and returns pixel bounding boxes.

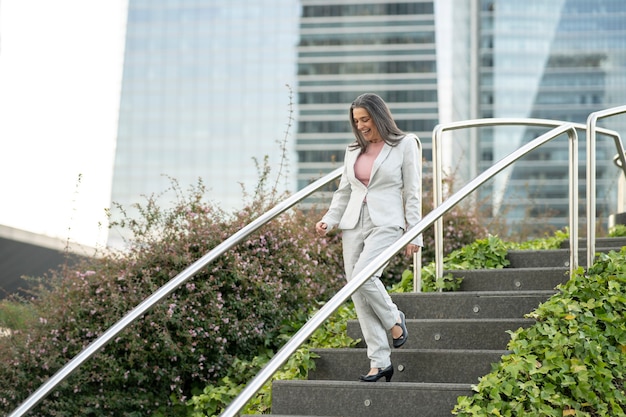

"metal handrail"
[219,123,579,417]
[612,154,626,214]
[10,117,604,416]
[414,135,423,292]
[586,105,626,267]
[432,118,623,280]
[8,167,344,417]
[9,134,426,416]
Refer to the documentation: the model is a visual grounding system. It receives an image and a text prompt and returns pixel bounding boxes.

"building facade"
[108,0,300,247]
[475,0,626,235]
[295,0,442,206]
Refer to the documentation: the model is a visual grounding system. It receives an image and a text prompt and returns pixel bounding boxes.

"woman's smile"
[353,107,382,143]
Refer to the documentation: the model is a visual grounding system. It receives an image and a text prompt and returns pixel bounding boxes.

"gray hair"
[349,93,406,152]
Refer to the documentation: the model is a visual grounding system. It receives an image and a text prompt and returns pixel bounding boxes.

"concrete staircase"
[258,238,626,417]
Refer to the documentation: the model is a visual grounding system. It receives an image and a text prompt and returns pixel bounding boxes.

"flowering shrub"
[0,179,345,416]
[0,166,488,415]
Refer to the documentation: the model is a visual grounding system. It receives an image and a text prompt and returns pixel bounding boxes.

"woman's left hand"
[405,244,420,257]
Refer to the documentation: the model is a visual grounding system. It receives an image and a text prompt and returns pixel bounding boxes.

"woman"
[315,93,422,382]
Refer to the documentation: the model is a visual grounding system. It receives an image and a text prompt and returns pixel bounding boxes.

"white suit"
[321,134,422,369]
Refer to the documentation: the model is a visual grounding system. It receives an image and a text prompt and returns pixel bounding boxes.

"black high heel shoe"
[393,311,408,348]
[359,364,394,382]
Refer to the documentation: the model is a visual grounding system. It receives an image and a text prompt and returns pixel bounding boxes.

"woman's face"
[352,107,382,143]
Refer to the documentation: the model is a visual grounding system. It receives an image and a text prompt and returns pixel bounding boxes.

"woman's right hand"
[315,221,328,236]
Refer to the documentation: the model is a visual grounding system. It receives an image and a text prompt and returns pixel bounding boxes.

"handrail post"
[609,138,626,214]
[586,115,598,268]
[586,104,626,268]
[413,136,424,292]
[568,129,579,270]
[432,125,445,281]
[413,249,422,292]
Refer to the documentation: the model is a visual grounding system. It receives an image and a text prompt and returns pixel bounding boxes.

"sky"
[0,0,128,248]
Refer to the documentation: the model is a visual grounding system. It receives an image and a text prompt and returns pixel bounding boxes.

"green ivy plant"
[395,229,571,293]
[506,228,569,250]
[395,235,510,292]
[609,224,626,237]
[453,247,626,416]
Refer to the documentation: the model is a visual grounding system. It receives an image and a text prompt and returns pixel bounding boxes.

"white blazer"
[321,134,423,246]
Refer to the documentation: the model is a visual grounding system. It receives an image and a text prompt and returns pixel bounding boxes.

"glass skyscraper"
[108,0,300,247]
[475,0,626,236]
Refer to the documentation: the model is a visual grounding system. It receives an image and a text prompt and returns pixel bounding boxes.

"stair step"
[261,241,626,416]
[348,318,532,350]
[271,380,472,417]
[392,290,555,319]
[309,348,508,384]
[506,246,618,268]
[507,249,573,268]
[447,267,568,291]
[560,237,626,249]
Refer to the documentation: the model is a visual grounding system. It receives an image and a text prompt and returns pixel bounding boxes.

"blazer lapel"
[346,147,367,191]
[370,143,391,181]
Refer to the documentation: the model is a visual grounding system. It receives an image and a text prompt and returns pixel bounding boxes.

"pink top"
[354,141,385,187]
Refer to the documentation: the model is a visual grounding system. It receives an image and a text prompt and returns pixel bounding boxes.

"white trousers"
[342,203,402,369]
